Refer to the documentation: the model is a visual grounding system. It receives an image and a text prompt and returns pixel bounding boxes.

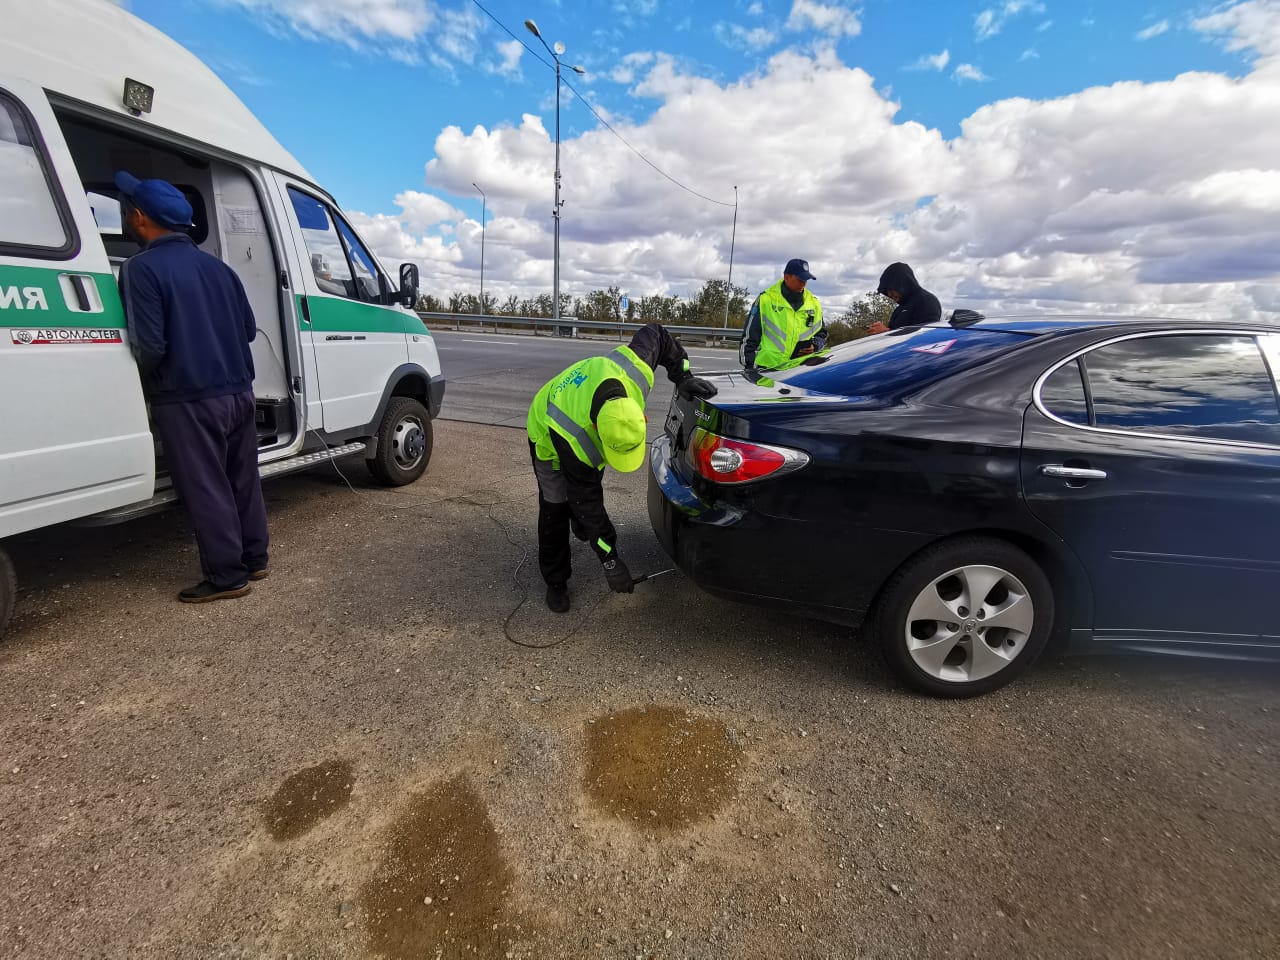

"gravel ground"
[1,419,1277,959]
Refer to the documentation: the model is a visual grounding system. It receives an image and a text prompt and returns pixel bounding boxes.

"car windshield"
[773,325,1030,398]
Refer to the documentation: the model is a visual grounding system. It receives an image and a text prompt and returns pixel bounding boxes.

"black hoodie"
[877,262,941,330]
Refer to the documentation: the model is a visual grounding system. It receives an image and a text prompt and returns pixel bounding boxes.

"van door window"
[334,217,383,303]
[288,186,383,302]
[0,92,74,255]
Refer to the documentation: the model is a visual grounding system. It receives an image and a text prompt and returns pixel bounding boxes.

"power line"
[468,0,736,208]
[561,76,736,207]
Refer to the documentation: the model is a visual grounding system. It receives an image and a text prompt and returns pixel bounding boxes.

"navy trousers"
[150,390,269,589]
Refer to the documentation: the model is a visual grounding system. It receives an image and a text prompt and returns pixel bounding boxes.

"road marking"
[460,338,520,345]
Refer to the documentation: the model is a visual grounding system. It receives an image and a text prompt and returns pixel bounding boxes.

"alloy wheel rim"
[904,563,1035,683]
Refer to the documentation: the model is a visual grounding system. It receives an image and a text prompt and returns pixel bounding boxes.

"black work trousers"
[151,390,270,589]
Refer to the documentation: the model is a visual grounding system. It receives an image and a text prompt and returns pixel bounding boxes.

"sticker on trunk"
[910,338,956,355]
[9,328,123,345]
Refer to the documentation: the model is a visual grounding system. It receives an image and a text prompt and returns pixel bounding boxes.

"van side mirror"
[399,262,420,309]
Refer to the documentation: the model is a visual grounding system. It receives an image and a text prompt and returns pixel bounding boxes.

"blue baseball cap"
[784,258,815,281]
[114,171,194,229]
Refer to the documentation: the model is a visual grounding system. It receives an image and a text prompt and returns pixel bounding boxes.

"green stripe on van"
[0,266,125,329]
[297,294,428,335]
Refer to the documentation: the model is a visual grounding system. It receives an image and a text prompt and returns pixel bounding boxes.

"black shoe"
[178,580,251,604]
[545,584,570,614]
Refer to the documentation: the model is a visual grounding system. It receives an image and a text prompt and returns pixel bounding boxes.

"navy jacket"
[119,233,256,405]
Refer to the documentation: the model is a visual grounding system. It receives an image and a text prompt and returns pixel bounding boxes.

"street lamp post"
[525,18,584,326]
[723,185,739,329]
[472,181,486,316]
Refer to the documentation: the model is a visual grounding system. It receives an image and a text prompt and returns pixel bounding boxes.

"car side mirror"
[399,262,420,309]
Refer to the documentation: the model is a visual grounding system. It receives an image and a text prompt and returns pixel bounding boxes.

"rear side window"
[1083,334,1280,444]
[1039,359,1089,426]
[0,92,75,256]
[775,326,1026,398]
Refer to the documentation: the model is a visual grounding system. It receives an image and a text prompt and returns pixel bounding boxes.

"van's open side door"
[0,76,155,538]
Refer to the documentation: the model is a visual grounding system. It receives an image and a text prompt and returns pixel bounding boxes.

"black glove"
[677,376,718,401]
[602,557,634,594]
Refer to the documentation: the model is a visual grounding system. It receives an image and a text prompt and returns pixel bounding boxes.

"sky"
[115,0,1280,319]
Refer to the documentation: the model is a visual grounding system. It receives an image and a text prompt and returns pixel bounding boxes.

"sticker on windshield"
[910,338,956,356]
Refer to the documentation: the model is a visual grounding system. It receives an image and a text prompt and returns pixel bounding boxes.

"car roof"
[936,314,1280,336]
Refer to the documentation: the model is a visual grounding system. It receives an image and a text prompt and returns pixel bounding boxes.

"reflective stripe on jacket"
[526,345,654,470]
[751,280,824,371]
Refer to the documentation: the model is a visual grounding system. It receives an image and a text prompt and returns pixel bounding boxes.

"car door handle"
[1040,464,1108,481]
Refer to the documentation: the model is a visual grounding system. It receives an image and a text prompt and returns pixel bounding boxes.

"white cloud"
[786,0,862,39]
[395,190,463,233]
[909,49,951,72]
[953,63,990,82]
[715,22,775,52]
[1019,48,1039,61]
[1037,19,1053,32]
[494,38,523,76]
[748,1,764,13]
[221,0,431,46]
[975,1,1045,41]
[611,51,655,85]
[350,0,1280,323]
[1137,20,1171,41]
[1195,0,1280,66]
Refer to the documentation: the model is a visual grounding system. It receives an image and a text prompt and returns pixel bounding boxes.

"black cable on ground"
[317,446,611,649]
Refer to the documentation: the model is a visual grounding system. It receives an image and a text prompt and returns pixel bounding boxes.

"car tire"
[0,546,15,642]
[874,537,1054,698]
[367,397,433,487]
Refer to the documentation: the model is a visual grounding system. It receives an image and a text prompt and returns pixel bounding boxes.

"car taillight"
[690,427,810,485]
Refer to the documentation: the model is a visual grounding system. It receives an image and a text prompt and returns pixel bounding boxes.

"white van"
[0,0,445,637]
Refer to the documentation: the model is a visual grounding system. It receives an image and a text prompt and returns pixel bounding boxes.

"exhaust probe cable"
[311,435,671,649]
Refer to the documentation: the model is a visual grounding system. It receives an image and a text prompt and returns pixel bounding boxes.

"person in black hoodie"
[870,262,941,333]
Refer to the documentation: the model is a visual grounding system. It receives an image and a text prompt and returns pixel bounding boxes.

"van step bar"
[76,441,370,526]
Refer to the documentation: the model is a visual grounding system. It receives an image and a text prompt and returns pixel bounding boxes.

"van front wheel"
[368,397,433,486]
[0,546,15,642]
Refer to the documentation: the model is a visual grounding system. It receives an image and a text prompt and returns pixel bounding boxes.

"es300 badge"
[9,328,123,345]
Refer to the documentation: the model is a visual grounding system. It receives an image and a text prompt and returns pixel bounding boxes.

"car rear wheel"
[874,537,1054,697]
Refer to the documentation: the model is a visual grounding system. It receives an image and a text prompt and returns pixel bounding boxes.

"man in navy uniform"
[116,171,269,603]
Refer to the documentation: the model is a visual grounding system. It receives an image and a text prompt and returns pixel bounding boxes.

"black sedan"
[649,317,1280,697]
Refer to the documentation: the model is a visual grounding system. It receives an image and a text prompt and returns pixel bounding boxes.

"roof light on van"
[122,78,154,115]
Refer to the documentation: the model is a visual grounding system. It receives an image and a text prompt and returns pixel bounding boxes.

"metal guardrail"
[415,311,743,345]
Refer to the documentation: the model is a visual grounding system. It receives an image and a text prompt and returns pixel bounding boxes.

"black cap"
[783,258,815,281]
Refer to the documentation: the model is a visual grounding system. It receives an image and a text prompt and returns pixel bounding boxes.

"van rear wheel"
[368,397,433,486]
[0,546,15,642]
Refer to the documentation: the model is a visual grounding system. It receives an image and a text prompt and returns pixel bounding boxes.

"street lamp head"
[524,19,541,37]
[571,64,585,75]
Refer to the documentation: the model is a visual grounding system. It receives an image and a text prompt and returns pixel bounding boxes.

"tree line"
[417,279,893,344]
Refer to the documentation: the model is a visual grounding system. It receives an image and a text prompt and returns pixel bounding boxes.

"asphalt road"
[1,347,1278,958]
[431,327,740,428]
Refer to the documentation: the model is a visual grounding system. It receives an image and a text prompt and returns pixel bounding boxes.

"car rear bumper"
[646,435,927,627]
